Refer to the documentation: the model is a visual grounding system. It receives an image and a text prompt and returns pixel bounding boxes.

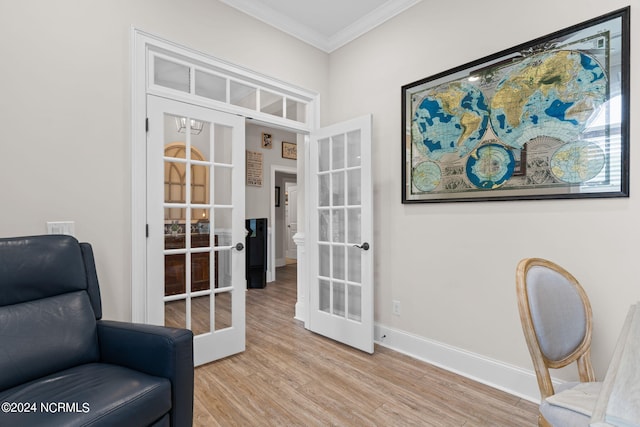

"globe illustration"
[412,81,489,161]
[412,161,442,192]
[550,141,606,183]
[465,143,515,189]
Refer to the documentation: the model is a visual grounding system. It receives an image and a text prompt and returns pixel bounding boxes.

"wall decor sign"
[246,150,263,187]
[282,141,297,160]
[401,7,629,203]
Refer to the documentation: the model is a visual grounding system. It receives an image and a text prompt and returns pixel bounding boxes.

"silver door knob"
[234,242,244,251]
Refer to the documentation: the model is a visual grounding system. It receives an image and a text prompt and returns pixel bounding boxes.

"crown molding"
[327,0,421,52]
[220,0,422,53]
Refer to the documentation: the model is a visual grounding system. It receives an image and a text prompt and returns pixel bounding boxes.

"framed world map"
[401,7,629,203]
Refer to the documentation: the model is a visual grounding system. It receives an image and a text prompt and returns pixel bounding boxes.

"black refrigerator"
[245,218,267,289]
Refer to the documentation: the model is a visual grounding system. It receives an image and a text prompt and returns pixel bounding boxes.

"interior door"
[286,184,298,259]
[147,95,246,366]
[308,114,373,353]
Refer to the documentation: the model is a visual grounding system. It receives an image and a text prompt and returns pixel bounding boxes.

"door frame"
[269,165,297,283]
[284,182,298,260]
[131,29,319,323]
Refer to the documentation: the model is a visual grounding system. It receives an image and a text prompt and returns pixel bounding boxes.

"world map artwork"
[409,43,612,199]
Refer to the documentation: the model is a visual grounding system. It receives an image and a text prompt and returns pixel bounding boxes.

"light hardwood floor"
[192,264,538,426]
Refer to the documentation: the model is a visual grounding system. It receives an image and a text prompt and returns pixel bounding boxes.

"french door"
[308,115,374,353]
[147,95,246,366]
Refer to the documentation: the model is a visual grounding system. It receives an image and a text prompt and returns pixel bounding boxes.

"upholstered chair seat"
[516,258,601,427]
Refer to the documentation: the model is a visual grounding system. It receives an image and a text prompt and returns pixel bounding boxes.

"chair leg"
[538,413,553,427]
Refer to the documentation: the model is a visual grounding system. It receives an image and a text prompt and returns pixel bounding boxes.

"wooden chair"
[516,258,600,427]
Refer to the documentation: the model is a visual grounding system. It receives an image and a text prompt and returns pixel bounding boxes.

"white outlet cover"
[46,221,75,237]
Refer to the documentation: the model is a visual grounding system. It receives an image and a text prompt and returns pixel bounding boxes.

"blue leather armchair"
[0,235,194,426]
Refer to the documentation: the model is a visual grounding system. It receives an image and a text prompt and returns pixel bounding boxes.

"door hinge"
[145,118,149,132]
[146,224,149,238]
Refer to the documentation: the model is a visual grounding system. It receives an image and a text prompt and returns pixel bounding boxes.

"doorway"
[132,29,318,334]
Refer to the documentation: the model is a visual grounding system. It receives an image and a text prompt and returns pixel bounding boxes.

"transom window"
[149,50,309,127]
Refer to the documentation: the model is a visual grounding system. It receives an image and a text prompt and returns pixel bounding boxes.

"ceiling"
[220,0,422,53]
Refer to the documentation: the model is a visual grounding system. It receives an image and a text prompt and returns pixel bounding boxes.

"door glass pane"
[165,208,186,246]
[230,81,256,110]
[333,245,345,280]
[348,246,361,283]
[332,134,345,170]
[195,70,226,102]
[191,295,211,335]
[165,299,186,328]
[191,165,209,205]
[318,209,330,242]
[347,208,361,244]
[332,171,345,206]
[319,174,330,207]
[213,208,233,246]
[191,252,210,291]
[165,254,186,296]
[192,206,209,225]
[319,279,330,313]
[192,209,211,247]
[348,284,362,322]
[347,130,361,167]
[333,281,345,317]
[191,121,211,160]
[214,291,232,330]
[214,166,233,205]
[154,56,190,93]
[214,125,233,164]
[319,138,330,172]
[319,244,330,277]
[260,90,283,117]
[332,209,345,243]
[347,169,361,206]
[165,161,186,204]
[215,249,232,288]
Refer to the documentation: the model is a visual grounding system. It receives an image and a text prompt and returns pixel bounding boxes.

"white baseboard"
[276,258,286,268]
[374,324,547,403]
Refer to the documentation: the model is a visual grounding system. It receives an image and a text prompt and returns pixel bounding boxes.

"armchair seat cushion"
[0,363,171,427]
[540,381,601,427]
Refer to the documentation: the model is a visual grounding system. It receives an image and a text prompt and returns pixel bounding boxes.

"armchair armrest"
[97,320,193,427]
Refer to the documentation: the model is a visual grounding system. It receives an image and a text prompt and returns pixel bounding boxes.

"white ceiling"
[220,0,422,53]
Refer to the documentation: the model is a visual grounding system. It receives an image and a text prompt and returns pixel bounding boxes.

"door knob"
[354,242,370,251]
[234,242,244,251]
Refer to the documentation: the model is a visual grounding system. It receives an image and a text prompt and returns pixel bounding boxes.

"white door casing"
[131,29,319,327]
[147,95,246,366]
[308,114,374,353]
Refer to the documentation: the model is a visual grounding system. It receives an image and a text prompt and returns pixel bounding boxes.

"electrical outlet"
[392,300,401,316]
[46,221,75,237]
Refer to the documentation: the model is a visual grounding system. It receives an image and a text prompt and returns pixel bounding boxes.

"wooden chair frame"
[516,258,596,426]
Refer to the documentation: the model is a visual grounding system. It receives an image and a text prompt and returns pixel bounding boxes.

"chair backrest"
[0,235,103,390]
[516,258,595,399]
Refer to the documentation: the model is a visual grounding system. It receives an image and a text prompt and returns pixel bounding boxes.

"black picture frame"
[401,7,630,203]
[275,186,280,207]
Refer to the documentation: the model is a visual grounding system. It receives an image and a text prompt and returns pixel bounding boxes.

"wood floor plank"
[192,264,539,426]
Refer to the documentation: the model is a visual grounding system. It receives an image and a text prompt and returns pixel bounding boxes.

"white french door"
[147,95,246,366]
[308,115,374,353]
